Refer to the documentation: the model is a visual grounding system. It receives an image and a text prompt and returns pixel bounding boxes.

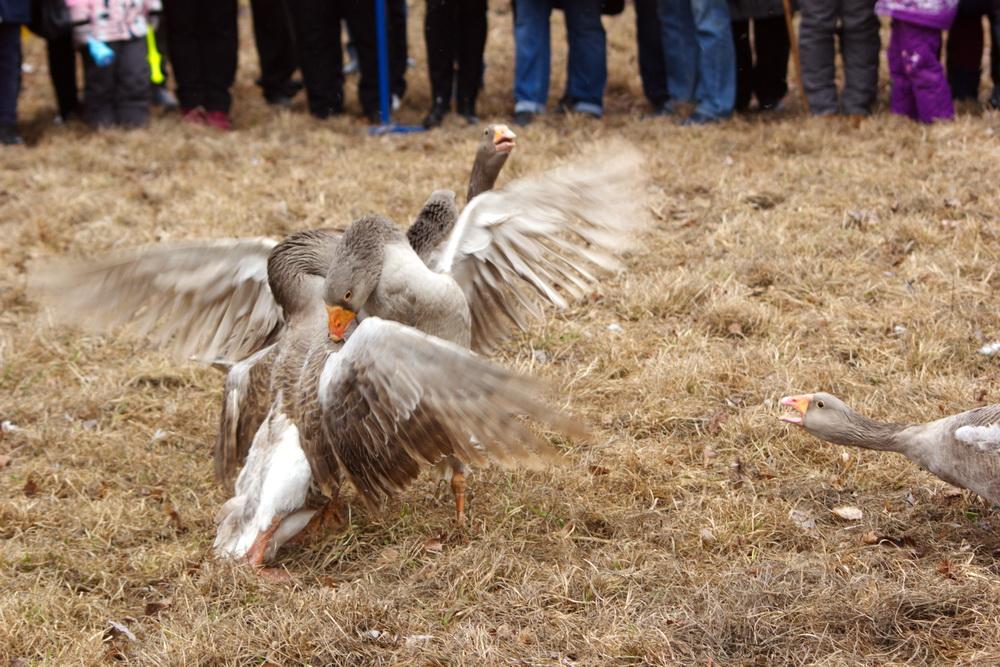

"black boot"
[422,97,449,128]
[456,98,479,125]
[0,124,23,146]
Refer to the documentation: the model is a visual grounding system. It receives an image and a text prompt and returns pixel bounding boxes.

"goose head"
[323,215,400,341]
[468,124,517,200]
[779,391,900,450]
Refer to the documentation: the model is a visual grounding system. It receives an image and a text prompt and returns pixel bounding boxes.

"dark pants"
[732,15,789,110]
[388,0,407,99]
[799,0,880,115]
[82,37,151,128]
[287,0,378,117]
[946,0,1000,100]
[0,23,21,127]
[47,33,80,118]
[635,0,667,107]
[424,0,487,107]
[249,0,298,100]
[164,0,238,112]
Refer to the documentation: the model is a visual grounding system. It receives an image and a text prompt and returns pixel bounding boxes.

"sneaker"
[512,110,535,127]
[0,124,23,145]
[679,112,721,126]
[182,107,207,125]
[265,93,293,108]
[204,110,232,131]
[152,87,179,110]
[422,98,449,128]
[456,99,478,125]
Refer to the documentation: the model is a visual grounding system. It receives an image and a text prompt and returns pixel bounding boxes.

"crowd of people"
[0,0,998,146]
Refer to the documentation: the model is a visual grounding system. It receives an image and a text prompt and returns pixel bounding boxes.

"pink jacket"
[66,0,161,45]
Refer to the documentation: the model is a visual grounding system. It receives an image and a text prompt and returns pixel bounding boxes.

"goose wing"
[433,143,647,353]
[29,238,282,363]
[310,317,582,505]
[951,405,1000,453]
[215,343,279,491]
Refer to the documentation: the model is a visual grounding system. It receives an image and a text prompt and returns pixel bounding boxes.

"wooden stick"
[782,0,810,114]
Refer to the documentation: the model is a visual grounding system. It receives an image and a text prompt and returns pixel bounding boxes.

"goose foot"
[245,516,283,567]
[287,499,345,546]
[451,470,467,527]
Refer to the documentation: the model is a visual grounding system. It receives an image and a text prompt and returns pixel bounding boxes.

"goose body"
[31,132,647,566]
[780,392,1000,504]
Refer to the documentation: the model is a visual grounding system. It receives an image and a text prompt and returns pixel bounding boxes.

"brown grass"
[3,4,1000,665]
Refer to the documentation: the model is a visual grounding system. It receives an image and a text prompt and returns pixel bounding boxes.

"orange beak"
[779,394,813,425]
[326,305,356,342]
[493,124,516,153]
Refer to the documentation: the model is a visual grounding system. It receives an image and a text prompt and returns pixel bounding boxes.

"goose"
[32,139,647,565]
[779,392,1000,505]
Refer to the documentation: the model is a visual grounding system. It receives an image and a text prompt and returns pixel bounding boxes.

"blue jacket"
[0,0,32,24]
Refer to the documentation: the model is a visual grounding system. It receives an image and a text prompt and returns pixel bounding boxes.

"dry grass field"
[4,3,1000,665]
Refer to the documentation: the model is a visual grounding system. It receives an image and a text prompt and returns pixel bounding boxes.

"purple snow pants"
[888,20,954,123]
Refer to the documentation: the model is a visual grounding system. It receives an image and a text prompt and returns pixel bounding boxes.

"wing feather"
[29,238,282,362]
[434,143,648,352]
[313,318,583,506]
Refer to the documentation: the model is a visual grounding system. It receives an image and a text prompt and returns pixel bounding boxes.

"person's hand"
[87,37,115,67]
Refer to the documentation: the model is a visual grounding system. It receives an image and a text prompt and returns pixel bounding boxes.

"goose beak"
[493,125,516,153]
[779,394,813,425]
[326,305,356,342]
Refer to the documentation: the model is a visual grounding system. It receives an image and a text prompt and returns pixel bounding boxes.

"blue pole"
[374,0,391,126]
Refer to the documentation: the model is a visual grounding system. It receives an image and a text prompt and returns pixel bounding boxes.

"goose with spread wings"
[32,138,646,564]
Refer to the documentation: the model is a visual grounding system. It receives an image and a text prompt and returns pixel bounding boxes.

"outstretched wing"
[433,142,647,353]
[312,317,582,505]
[29,238,282,363]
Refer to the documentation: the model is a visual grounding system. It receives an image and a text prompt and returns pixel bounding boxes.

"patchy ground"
[3,4,1000,665]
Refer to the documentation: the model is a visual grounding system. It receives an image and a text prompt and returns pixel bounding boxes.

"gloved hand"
[87,37,115,67]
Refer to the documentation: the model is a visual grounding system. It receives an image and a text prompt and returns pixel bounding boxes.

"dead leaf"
[861,531,880,545]
[699,528,716,544]
[23,476,38,497]
[726,322,743,336]
[104,619,137,643]
[788,508,816,531]
[706,411,728,436]
[702,444,718,465]
[588,465,610,476]
[937,559,958,580]
[832,506,864,521]
[164,504,186,533]
[940,486,963,499]
[422,537,443,553]
[143,599,171,617]
[0,454,10,468]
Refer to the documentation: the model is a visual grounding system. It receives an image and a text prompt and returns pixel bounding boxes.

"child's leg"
[82,50,116,128]
[906,24,954,122]
[115,38,151,128]
[887,22,917,120]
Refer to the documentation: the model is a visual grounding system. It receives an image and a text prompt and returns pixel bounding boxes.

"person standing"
[67,0,161,129]
[512,0,606,125]
[729,0,790,112]
[249,0,300,107]
[945,0,1000,108]
[635,0,669,114]
[286,0,379,121]
[422,0,487,127]
[163,0,238,130]
[0,0,30,144]
[798,0,880,116]
[877,0,957,123]
[657,0,736,124]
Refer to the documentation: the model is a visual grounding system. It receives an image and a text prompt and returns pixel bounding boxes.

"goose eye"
[817,400,825,408]
[344,290,352,302]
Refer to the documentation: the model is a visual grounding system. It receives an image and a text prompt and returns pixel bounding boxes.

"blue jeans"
[0,23,21,127]
[513,0,606,115]
[657,0,735,119]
